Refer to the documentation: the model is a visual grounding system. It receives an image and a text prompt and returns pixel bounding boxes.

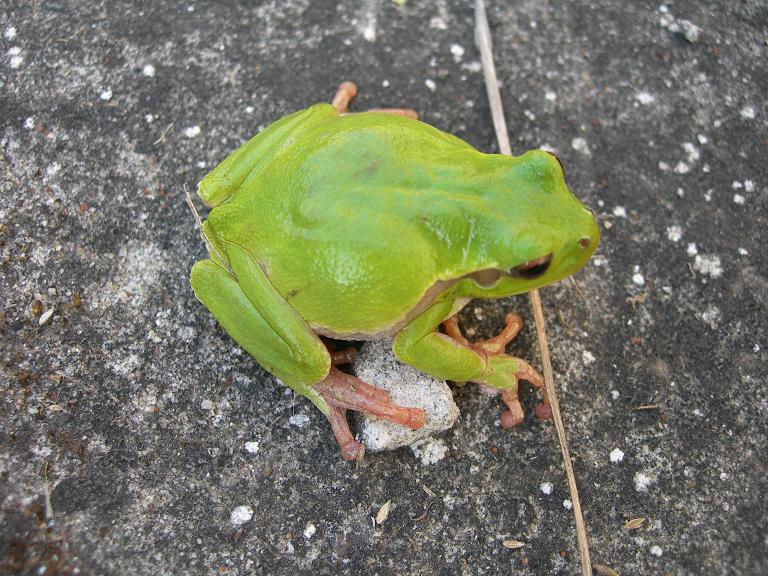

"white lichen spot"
[424,78,436,92]
[289,413,310,428]
[666,225,682,242]
[744,180,755,193]
[540,482,553,495]
[245,105,254,114]
[740,106,756,120]
[200,399,214,411]
[545,90,557,102]
[184,125,201,138]
[611,390,620,400]
[738,247,748,256]
[230,505,254,526]
[429,16,448,30]
[303,522,317,539]
[410,438,448,465]
[658,161,670,171]
[683,142,700,163]
[563,499,573,510]
[24,117,34,129]
[612,206,627,218]
[99,89,113,101]
[732,180,743,189]
[142,63,156,77]
[244,441,260,454]
[582,350,595,365]
[700,305,721,329]
[686,243,698,256]
[4,26,17,40]
[674,161,690,174]
[693,254,723,278]
[650,545,663,557]
[635,92,655,105]
[634,470,657,492]
[145,113,154,123]
[571,137,590,155]
[632,273,645,286]
[697,134,708,145]
[733,194,746,205]
[610,448,625,463]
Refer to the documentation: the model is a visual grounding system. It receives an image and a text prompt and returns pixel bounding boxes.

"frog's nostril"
[514,254,552,279]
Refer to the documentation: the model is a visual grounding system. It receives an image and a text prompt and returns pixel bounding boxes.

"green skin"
[191,102,599,444]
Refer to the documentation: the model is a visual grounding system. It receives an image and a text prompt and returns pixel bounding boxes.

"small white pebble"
[612,206,627,218]
[9,53,24,68]
[611,390,620,400]
[733,194,745,205]
[450,43,465,59]
[38,308,54,326]
[289,413,310,427]
[650,545,663,557]
[632,273,645,286]
[563,499,573,510]
[732,180,743,189]
[24,117,34,129]
[658,161,670,171]
[540,482,553,495]
[740,106,756,120]
[230,505,254,526]
[145,114,154,123]
[693,254,723,278]
[571,137,590,155]
[424,78,436,92]
[610,448,625,463]
[4,26,17,40]
[744,180,755,193]
[99,89,113,101]
[183,125,201,138]
[142,63,156,77]
[686,243,698,256]
[244,441,260,454]
[674,161,690,174]
[545,90,557,102]
[666,225,682,242]
[635,92,655,105]
[738,247,748,256]
[362,24,376,43]
[697,134,708,144]
[677,187,685,198]
[303,522,317,539]
[582,350,595,365]
[382,79,390,88]
[245,105,254,114]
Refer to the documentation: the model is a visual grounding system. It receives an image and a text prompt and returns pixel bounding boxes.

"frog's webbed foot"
[314,348,427,461]
[443,312,552,428]
[331,81,419,119]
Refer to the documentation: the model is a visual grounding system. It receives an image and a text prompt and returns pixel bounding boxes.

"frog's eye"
[513,254,552,280]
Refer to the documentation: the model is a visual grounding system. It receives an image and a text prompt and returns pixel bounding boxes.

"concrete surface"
[1,1,766,574]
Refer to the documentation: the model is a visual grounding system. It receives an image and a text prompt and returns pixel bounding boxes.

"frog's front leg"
[191,243,425,461]
[393,301,552,428]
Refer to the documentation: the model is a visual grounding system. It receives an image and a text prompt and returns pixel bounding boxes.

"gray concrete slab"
[1,1,766,574]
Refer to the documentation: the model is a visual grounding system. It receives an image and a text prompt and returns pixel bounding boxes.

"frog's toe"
[326,404,364,461]
[315,367,427,431]
[500,388,525,428]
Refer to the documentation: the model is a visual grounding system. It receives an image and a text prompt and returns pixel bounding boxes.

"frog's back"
[206,105,487,337]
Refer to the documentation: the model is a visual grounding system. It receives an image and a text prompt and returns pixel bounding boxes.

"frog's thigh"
[393,300,485,381]
[190,258,331,412]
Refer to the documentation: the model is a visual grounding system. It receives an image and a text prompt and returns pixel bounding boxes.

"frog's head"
[464,149,599,298]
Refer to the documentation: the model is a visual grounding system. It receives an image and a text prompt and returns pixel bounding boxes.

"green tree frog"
[190,82,598,461]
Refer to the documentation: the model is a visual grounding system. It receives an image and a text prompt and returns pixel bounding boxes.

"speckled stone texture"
[1,1,766,575]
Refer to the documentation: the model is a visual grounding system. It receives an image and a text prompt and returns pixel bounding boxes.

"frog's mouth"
[471,254,552,287]
[512,254,552,280]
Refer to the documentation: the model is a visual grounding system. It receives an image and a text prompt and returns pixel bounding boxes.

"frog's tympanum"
[191,82,598,461]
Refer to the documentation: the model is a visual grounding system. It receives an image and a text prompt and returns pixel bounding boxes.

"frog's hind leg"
[192,245,426,462]
[443,312,552,427]
[331,81,418,119]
